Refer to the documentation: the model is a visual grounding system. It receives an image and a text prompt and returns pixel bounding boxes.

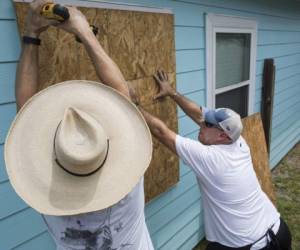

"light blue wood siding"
[0,0,299,249]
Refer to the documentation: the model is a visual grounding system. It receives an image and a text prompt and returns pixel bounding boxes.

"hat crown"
[217,108,243,142]
[54,107,109,175]
[205,108,243,142]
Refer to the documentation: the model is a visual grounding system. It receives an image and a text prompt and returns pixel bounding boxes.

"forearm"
[15,44,39,112]
[171,91,204,125]
[140,108,166,138]
[79,30,130,98]
[139,107,177,154]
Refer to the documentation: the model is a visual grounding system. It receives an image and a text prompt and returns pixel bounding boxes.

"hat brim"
[5,80,152,216]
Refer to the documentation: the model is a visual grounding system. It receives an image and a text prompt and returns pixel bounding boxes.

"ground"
[193,142,300,250]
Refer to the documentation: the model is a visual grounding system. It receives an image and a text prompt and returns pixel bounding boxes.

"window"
[206,14,257,117]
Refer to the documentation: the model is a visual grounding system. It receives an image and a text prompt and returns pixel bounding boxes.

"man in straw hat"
[130,70,292,250]
[5,0,154,249]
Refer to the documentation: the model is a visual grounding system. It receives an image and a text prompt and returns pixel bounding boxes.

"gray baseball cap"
[204,108,243,142]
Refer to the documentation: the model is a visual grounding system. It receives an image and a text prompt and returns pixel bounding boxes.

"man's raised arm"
[57,7,130,98]
[15,0,57,111]
[153,70,204,126]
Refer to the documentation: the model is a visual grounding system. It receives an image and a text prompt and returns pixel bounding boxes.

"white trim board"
[205,13,257,115]
[13,0,173,14]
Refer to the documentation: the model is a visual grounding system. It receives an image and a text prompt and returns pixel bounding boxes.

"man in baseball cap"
[203,107,243,142]
[131,69,292,250]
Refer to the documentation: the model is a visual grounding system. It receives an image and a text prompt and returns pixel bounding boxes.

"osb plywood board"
[241,113,276,205]
[14,3,178,202]
[128,73,178,200]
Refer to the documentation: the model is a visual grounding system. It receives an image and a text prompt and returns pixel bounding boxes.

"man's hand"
[56,7,92,39]
[24,0,59,38]
[153,70,176,100]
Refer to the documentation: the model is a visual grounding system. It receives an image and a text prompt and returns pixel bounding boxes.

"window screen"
[216,33,251,89]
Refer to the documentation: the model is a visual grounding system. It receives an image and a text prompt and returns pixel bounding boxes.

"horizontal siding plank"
[258,30,300,45]
[0,103,16,144]
[175,0,300,19]
[176,49,205,73]
[273,53,300,69]
[272,99,299,128]
[273,101,300,128]
[0,144,8,183]
[273,94,299,117]
[172,1,300,31]
[255,88,261,106]
[255,75,262,90]
[270,133,299,168]
[271,117,300,152]
[172,2,204,27]
[256,61,264,77]
[254,102,260,113]
[255,83,299,110]
[256,53,300,77]
[275,63,300,82]
[178,90,205,117]
[146,169,198,218]
[13,231,55,250]
[179,131,199,177]
[270,122,300,168]
[255,16,300,32]
[178,115,199,135]
[0,20,20,62]
[180,161,192,178]
[271,110,300,140]
[86,0,300,31]
[176,70,205,94]
[0,182,28,220]
[160,215,204,250]
[0,208,46,250]
[175,26,204,50]
[275,74,300,94]
[152,199,202,249]
[147,184,201,235]
[0,62,17,103]
[273,83,300,106]
[178,227,205,250]
[257,43,300,60]
[0,0,16,19]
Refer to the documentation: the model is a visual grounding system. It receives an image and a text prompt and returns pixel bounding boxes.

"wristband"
[23,36,41,46]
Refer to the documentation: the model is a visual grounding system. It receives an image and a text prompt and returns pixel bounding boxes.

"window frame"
[205,13,257,115]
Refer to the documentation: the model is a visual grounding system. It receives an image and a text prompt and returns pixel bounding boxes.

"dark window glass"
[216,85,248,118]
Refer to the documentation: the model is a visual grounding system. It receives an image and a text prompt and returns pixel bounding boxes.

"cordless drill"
[40,3,98,42]
[40,3,70,22]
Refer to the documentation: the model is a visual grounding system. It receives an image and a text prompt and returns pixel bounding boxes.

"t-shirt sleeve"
[175,135,221,179]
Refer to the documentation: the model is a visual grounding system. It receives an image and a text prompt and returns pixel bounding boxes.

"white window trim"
[205,13,257,115]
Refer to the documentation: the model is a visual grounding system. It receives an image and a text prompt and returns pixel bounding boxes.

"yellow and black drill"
[40,3,98,42]
[41,3,70,22]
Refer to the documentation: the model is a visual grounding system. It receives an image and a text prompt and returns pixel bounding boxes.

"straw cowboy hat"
[4,80,152,216]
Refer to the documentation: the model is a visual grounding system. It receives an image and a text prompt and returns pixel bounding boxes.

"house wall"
[0,0,299,249]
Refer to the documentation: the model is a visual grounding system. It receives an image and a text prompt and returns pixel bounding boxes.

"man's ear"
[219,132,232,144]
[219,132,228,138]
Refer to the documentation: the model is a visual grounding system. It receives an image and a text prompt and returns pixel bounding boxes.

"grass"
[193,142,300,250]
[272,143,300,250]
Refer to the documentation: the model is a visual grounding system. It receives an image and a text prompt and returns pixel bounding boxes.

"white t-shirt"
[176,135,280,249]
[42,178,154,250]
